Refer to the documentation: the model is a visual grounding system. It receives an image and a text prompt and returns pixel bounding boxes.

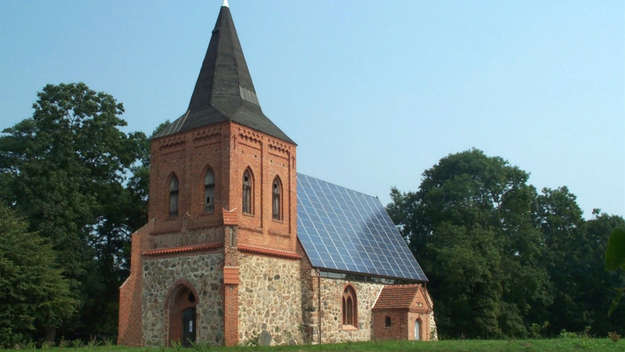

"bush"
[608,331,621,342]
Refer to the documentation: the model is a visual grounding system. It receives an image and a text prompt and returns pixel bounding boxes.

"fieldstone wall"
[238,253,304,345]
[429,313,438,340]
[318,278,384,343]
[142,252,224,346]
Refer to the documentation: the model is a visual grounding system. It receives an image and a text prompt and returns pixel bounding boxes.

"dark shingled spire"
[155,4,294,144]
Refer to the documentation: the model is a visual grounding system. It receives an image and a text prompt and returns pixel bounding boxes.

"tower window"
[272,176,282,220]
[204,168,215,213]
[242,169,253,215]
[342,285,357,327]
[169,175,179,216]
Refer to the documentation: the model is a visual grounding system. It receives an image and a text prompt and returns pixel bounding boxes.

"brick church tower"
[118,2,300,346]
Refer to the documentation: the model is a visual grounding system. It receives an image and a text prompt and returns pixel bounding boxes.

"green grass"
[3,338,623,352]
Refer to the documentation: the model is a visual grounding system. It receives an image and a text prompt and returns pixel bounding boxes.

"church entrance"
[167,283,198,346]
[181,307,196,346]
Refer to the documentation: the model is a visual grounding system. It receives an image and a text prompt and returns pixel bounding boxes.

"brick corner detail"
[223,266,240,285]
[222,208,239,226]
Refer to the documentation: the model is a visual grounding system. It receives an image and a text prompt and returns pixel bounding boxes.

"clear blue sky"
[1,0,623,218]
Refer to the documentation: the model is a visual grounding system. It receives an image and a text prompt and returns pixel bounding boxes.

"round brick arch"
[164,279,199,346]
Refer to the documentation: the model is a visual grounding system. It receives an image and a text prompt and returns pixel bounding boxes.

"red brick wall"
[148,122,297,253]
[223,225,239,346]
[118,222,151,346]
[148,124,229,235]
[373,310,408,340]
[227,123,297,253]
[407,312,431,341]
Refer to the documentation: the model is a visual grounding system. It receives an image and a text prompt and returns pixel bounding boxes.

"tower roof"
[155,4,294,144]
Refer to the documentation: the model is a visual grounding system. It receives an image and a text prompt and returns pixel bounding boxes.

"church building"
[118,2,435,346]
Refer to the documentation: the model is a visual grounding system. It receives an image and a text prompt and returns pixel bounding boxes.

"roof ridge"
[385,284,420,288]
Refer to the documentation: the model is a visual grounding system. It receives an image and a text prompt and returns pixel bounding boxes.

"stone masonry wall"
[429,313,438,341]
[142,252,224,346]
[319,278,384,344]
[238,253,304,345]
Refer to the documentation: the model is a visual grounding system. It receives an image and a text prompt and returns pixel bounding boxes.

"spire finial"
[222,0,229,7]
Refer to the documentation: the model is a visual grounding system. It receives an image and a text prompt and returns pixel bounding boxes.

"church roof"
[296,173,428,282]
[155,4,294,144]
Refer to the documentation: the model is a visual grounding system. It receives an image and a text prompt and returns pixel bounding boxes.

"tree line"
[0,83,623,346]
[387,149,625,339]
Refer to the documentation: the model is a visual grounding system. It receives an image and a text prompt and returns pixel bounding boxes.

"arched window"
[169,175,179,216]
[414,319,421,340]
[272,176,282,220]
[342,286,357,327]
[204,168,215,213]
[242,169,253,214]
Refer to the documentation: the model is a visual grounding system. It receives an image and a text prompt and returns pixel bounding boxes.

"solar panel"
[297,173,428,281]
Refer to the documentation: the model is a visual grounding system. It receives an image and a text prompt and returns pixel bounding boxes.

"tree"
[606,227,625,317]
[0,203,76,347]
[0,83,147,339]
[534,189,625,336]
[388,149,551,338]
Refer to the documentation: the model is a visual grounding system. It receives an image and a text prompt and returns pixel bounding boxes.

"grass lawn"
[3,338,623,352]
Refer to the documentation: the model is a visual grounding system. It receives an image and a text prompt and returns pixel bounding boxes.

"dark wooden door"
[181,307,196,347]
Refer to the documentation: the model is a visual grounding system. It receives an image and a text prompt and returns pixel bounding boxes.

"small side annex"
[372,284,436,341]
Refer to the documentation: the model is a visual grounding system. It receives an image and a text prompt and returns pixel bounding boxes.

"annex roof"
[373,284,434,311]
[155,4,294,144]
[296,173,427,282]
[373,284,419,310]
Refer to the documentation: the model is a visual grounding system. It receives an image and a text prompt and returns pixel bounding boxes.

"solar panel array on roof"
[297,173,428,281]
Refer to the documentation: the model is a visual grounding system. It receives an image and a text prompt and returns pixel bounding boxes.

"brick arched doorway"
[166,282,198,346]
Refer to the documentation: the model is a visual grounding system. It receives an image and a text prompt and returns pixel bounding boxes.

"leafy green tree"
[0,83,147,339]
[388,149,551,338]
[534,189,625,336]
[0,203,76,347]
[606,227,625,317]
[585,216,625,335]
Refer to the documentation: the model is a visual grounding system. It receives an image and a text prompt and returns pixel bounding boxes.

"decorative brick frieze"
[238,244,301,260]
[142,242,223,257]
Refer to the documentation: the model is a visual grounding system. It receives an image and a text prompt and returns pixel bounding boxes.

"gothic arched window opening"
[342,286,357,327]
[169,175,179,216]
[242,169,253,215]
[272,176,282,220]
[204,168,215,213]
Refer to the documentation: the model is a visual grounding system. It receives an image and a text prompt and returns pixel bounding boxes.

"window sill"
[271,218,284,224]
[341,325,358,331]
[242,212,254,218]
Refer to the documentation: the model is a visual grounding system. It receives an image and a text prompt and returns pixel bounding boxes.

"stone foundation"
[142,252,224,346]
[238,253,304,345]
